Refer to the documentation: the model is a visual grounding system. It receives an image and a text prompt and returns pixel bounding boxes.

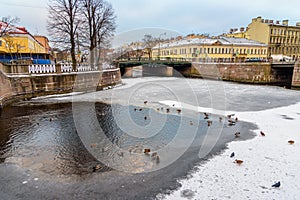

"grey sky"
[1,0,300,40]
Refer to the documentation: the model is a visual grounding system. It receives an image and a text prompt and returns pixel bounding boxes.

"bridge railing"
[29,64,57,73]
[28,62,116,74]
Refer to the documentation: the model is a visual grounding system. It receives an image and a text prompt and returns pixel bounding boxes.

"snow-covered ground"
[158,101,300,200]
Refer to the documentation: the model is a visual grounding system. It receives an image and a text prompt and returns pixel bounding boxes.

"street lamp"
[158,32,166,60]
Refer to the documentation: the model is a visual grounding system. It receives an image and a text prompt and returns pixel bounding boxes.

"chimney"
[229,28,233,33]
[276,20,280,24]
[282,20,289,26]
[269,20,274,24]
[234,28,238,32]
[296,22,300,27]
[265,19,269,23]
[240,27,245,32]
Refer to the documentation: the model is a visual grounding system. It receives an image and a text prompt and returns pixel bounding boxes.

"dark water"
[0,100,257,200]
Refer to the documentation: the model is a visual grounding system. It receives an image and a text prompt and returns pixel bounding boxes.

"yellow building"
[152,36,268,62]
[226,16,300,60]
[0,21,50,63]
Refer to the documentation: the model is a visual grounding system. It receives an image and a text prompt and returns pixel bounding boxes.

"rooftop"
[153,36,267,49]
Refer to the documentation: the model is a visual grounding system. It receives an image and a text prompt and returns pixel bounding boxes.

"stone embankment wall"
[191,63,291,86]
[292,62,300,89]
[0,63,121,108]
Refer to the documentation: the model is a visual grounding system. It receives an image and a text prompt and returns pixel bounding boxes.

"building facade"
[152,36,268,62]
[226,16,300,60]
[0,21,50,64]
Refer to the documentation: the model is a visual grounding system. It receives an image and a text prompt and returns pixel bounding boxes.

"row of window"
[270,28,300,37]
[270,46,300,54]
[160,47,267,56]
[270,36,300,44]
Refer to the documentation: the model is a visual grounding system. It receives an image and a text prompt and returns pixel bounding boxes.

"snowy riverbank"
[158,101,300,200]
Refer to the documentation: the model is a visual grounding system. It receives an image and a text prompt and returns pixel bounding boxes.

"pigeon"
[272,181,281,188]
[166,108,170,113]
[144,116,147,120]
[260,131,266,136]
[230,152,235,158]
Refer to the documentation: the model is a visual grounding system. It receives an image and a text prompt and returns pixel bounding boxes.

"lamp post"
[158,32,166,60]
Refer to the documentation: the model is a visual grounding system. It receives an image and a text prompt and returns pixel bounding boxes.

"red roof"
[0,21,28,35]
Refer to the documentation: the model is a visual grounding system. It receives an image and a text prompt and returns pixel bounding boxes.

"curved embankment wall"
[0,64,121,108]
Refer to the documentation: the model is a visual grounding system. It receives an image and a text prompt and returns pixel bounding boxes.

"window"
[0,40,2,46]
[207,48,210,54]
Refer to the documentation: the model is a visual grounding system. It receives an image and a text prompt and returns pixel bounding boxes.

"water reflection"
[0,101,255,177]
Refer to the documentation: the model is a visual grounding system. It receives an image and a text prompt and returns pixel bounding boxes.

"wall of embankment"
[0,63,121,108]
[191,62,294,87]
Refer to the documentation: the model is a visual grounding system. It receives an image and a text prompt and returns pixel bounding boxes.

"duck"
[227,114,235,118]
[235,159,243,165]
[235,132,241,138]
[207,120,212,127]
[288,140,295,144]
[272,181,281,188]
[144,148,151,154]
[92,164,102,172]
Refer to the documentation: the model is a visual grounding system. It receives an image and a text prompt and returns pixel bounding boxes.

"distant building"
[225,16,300,60]
[0,20,51,64]
[152,36,268,62]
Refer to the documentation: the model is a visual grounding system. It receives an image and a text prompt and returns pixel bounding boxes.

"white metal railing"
[28,63,116,74]
[61,64,73,72]
[28,64,56,73]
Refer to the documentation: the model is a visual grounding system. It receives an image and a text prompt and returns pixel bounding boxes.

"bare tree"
[48,0,82,70]
[79,0,116,67]
[142,34,158,60]
[0,16,20,37]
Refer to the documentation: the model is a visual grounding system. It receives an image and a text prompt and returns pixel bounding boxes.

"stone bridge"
[118,60,298,88]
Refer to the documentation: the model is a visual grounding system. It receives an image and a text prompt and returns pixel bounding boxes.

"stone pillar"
[292,62,300,89]
[165,66,173,77]
[123,67,133,77]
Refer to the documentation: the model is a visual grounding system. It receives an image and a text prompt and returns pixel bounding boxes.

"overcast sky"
[1,0,300,44]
